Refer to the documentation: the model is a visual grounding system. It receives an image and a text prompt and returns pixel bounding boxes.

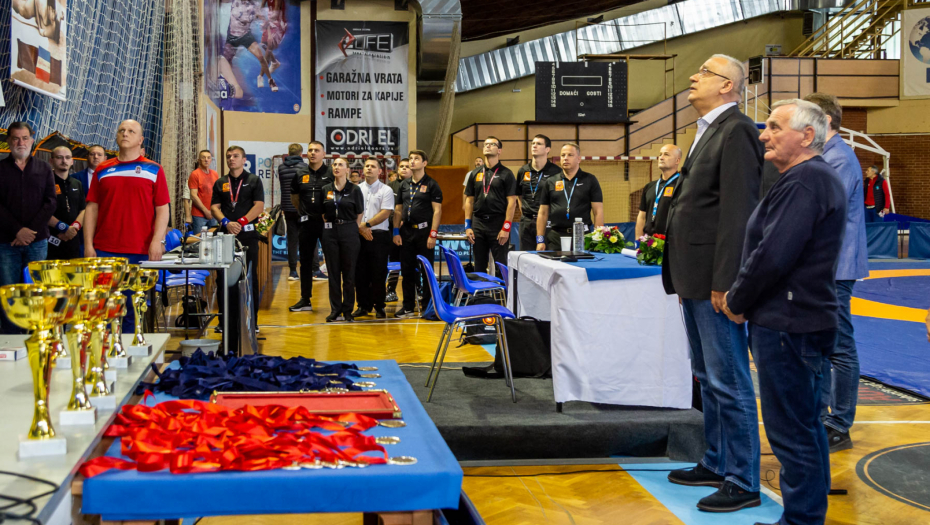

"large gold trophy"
[105,264,138,367]
[0,283,79,456]
[129,268,159,354]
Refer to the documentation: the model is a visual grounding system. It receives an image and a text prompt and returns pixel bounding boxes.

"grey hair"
[771,99,828,153]
[710,54,746,96]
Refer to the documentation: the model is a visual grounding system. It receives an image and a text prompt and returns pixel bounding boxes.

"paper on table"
[621,248,638,258]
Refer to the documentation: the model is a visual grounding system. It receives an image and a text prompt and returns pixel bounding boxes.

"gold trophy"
[27,261,69,364]
[128,268,159,355]
[105,264,137,367]
[0,284,79,457]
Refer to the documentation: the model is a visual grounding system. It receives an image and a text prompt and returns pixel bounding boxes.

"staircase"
[789,0,904,59]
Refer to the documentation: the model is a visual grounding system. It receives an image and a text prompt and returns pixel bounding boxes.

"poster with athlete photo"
[10,0,67,100]
[315,21,408,169]
[204,0,300,114]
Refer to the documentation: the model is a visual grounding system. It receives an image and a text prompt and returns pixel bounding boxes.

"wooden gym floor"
[174,262,929,525]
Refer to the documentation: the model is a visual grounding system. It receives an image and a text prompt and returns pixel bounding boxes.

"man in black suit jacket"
[662,54,764,513]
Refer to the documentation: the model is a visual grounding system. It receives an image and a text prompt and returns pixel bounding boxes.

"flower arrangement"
[254,212,275,235]
[636,234,665,266]
[584,226,630,254]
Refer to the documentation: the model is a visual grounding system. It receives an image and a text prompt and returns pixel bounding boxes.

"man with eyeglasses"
[662,55,764,513]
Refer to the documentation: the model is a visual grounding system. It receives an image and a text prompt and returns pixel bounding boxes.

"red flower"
[654,234,666,240]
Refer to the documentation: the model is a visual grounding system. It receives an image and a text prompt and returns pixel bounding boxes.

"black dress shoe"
[344,313,355,323]
[668,463,725,488]
[374,308,386,319]
[696,481,761,512]
[351,308,370,317]
[826,426,853,453]
[325,312,344,323]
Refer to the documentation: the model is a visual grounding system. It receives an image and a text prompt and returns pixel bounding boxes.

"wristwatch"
[365,222,371,228]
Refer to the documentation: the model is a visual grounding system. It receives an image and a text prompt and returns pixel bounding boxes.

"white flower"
[592,231,604,242]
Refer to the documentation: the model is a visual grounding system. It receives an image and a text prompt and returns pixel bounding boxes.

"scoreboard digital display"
[535,61,628,123]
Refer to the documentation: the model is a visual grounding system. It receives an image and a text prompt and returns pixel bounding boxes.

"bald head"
[116,119,144,159]
[658,144,682,176]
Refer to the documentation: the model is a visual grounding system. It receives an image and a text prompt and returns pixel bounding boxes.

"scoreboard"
[535,61,628,123]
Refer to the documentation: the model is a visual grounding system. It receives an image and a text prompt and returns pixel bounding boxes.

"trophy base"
[60,407,97,426]
[0,347,27,361]
[110,356,133,369]
[19,436,67,458]
[89,394,117,410]
[56,357,72,369]
[105,370,118,384]
[128,344,152,357]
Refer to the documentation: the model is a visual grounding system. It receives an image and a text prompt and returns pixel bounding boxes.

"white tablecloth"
[507,252,692,409]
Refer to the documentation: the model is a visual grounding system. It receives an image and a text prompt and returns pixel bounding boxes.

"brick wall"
[842,108,867,133]
[853,134,930,219]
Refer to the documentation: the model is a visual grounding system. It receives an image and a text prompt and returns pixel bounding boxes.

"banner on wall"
[206,103,219,171]
[315,20,408,170]
[205,0,301,114]
[902,8,930,98]
[10,0,67,100]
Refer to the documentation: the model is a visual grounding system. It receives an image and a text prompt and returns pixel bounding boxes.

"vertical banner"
[205,0,301,114]
[206,102,219,171]
[902,8,930,99]
[315,21,408,171]
[10,0,67,100]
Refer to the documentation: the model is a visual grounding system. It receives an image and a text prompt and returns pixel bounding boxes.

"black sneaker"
[288,270,299,281]
[385,292,398,303]
[696,481,760,513]
[344,313,354,323]
[289,298,312,312]
[826,426,853,453]
[313,271,328,281]
[374,308,386,319]
[395,308,413,318]
[351,308,370,317]
[668,463,725,488]
[325,312,344,322]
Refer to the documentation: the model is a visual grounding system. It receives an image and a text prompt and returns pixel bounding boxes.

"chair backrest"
[165,229,183,252]
[417,255,454,324]
[495,262,508,284]
[440,246,470,291]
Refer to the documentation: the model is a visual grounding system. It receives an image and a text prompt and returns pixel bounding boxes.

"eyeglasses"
[697,67,731,81]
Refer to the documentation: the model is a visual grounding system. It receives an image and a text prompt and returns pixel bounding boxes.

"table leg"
[556,402,563,413]
[376,510,434,525]
[222,267,228,356]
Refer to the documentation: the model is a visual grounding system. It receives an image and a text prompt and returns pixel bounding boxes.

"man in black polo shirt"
[635,144,682,239]
[289,141,333,313]
[46,146,86,260]
[464,136,517,275]
[536,143,604,250]
[393,149,442,318]
[517,134,561,251]
[212,146,265,326]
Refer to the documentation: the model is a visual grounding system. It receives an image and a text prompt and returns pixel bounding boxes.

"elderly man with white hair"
[723,99,846,525]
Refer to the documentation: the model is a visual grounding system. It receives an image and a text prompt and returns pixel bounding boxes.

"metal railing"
[789,0,905,58]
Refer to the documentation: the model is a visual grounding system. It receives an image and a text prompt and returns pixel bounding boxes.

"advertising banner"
[902,8,930,99]
[205,0,301,114]
[10,0,67,100]
[315,20,408,170]
[206,102,219,171]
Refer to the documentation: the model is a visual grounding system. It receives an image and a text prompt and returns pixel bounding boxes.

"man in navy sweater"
[723,99,846,525]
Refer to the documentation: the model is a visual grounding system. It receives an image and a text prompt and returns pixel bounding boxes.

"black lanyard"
[406,178,421,217]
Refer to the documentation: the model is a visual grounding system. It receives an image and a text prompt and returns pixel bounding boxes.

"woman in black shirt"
[321,158,364,322]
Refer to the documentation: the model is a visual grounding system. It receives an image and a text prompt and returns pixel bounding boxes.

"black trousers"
[355,230,391,310]
[473,215,509,276]
[298,219,324,300]
[544,228,572,251]
[46,238,81,260]
[284,212,300,271]
[400,225,433,312]
[322,222,361,315]
[519,217,537,251]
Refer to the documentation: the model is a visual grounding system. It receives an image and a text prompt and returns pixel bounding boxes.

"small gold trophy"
[129,268,159,355]
[0,284,79,457]
[105,264,138,367]
[27,261,69,363]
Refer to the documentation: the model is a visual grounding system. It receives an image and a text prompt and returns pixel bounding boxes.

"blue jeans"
[864,207,880,223]
[821,280,858,433]
[0,241,48,333]
[751,324,833,525]
[96,250,147,333]
[191,216,218,232]
[681,299,760,492]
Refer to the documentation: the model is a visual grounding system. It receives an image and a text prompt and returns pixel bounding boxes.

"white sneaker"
[257,75,265,88]
[269,60,281,74]
[269,79,279,93]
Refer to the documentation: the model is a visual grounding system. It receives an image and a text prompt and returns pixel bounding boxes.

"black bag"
[175,294,207,329]
[494,316,551,378]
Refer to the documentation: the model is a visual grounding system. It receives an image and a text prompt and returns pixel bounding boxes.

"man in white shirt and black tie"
[353,158,396,319]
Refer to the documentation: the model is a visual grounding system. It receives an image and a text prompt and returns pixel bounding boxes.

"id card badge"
[300,215,309,223]
[417,222,429,229]
[584,224,590,233]
[243,224,255,232]
[324,222,333,229]
[48,236,61,246]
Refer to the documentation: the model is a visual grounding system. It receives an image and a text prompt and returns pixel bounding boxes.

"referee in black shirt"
[289,141,333,313]
[393,150,442,318]
[535,143,604,250]
[321,158,364,322]
[212,146,265,326]
[516,134,561,251]
[635,144,682,239]
[464,136,517,275]
[46,146,85,260]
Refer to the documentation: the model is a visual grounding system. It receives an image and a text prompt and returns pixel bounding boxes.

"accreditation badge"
[663,186,674,197]
[55,185,62,195]
[326,191,334,200]
[301,174,309,183]
[523,172,531,181]
[555,181,564,191]
[475,172,484,182]
[420,185,428,193]
[222,182,230,192]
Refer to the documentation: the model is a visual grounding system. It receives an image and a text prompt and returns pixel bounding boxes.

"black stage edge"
[401,364,705,463]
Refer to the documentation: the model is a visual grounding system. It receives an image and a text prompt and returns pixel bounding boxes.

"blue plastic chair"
[165,229,183,252]
[495,262,509,289]
[440,246,506,307]
[417,255,516,402]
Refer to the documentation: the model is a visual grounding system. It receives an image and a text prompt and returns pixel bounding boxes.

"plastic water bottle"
[572,218,584,252]
[201,232,214,263]
[198,228,209,262]
[213,233,224,264]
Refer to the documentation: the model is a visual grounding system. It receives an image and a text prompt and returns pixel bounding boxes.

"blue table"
[81,360,463,520]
